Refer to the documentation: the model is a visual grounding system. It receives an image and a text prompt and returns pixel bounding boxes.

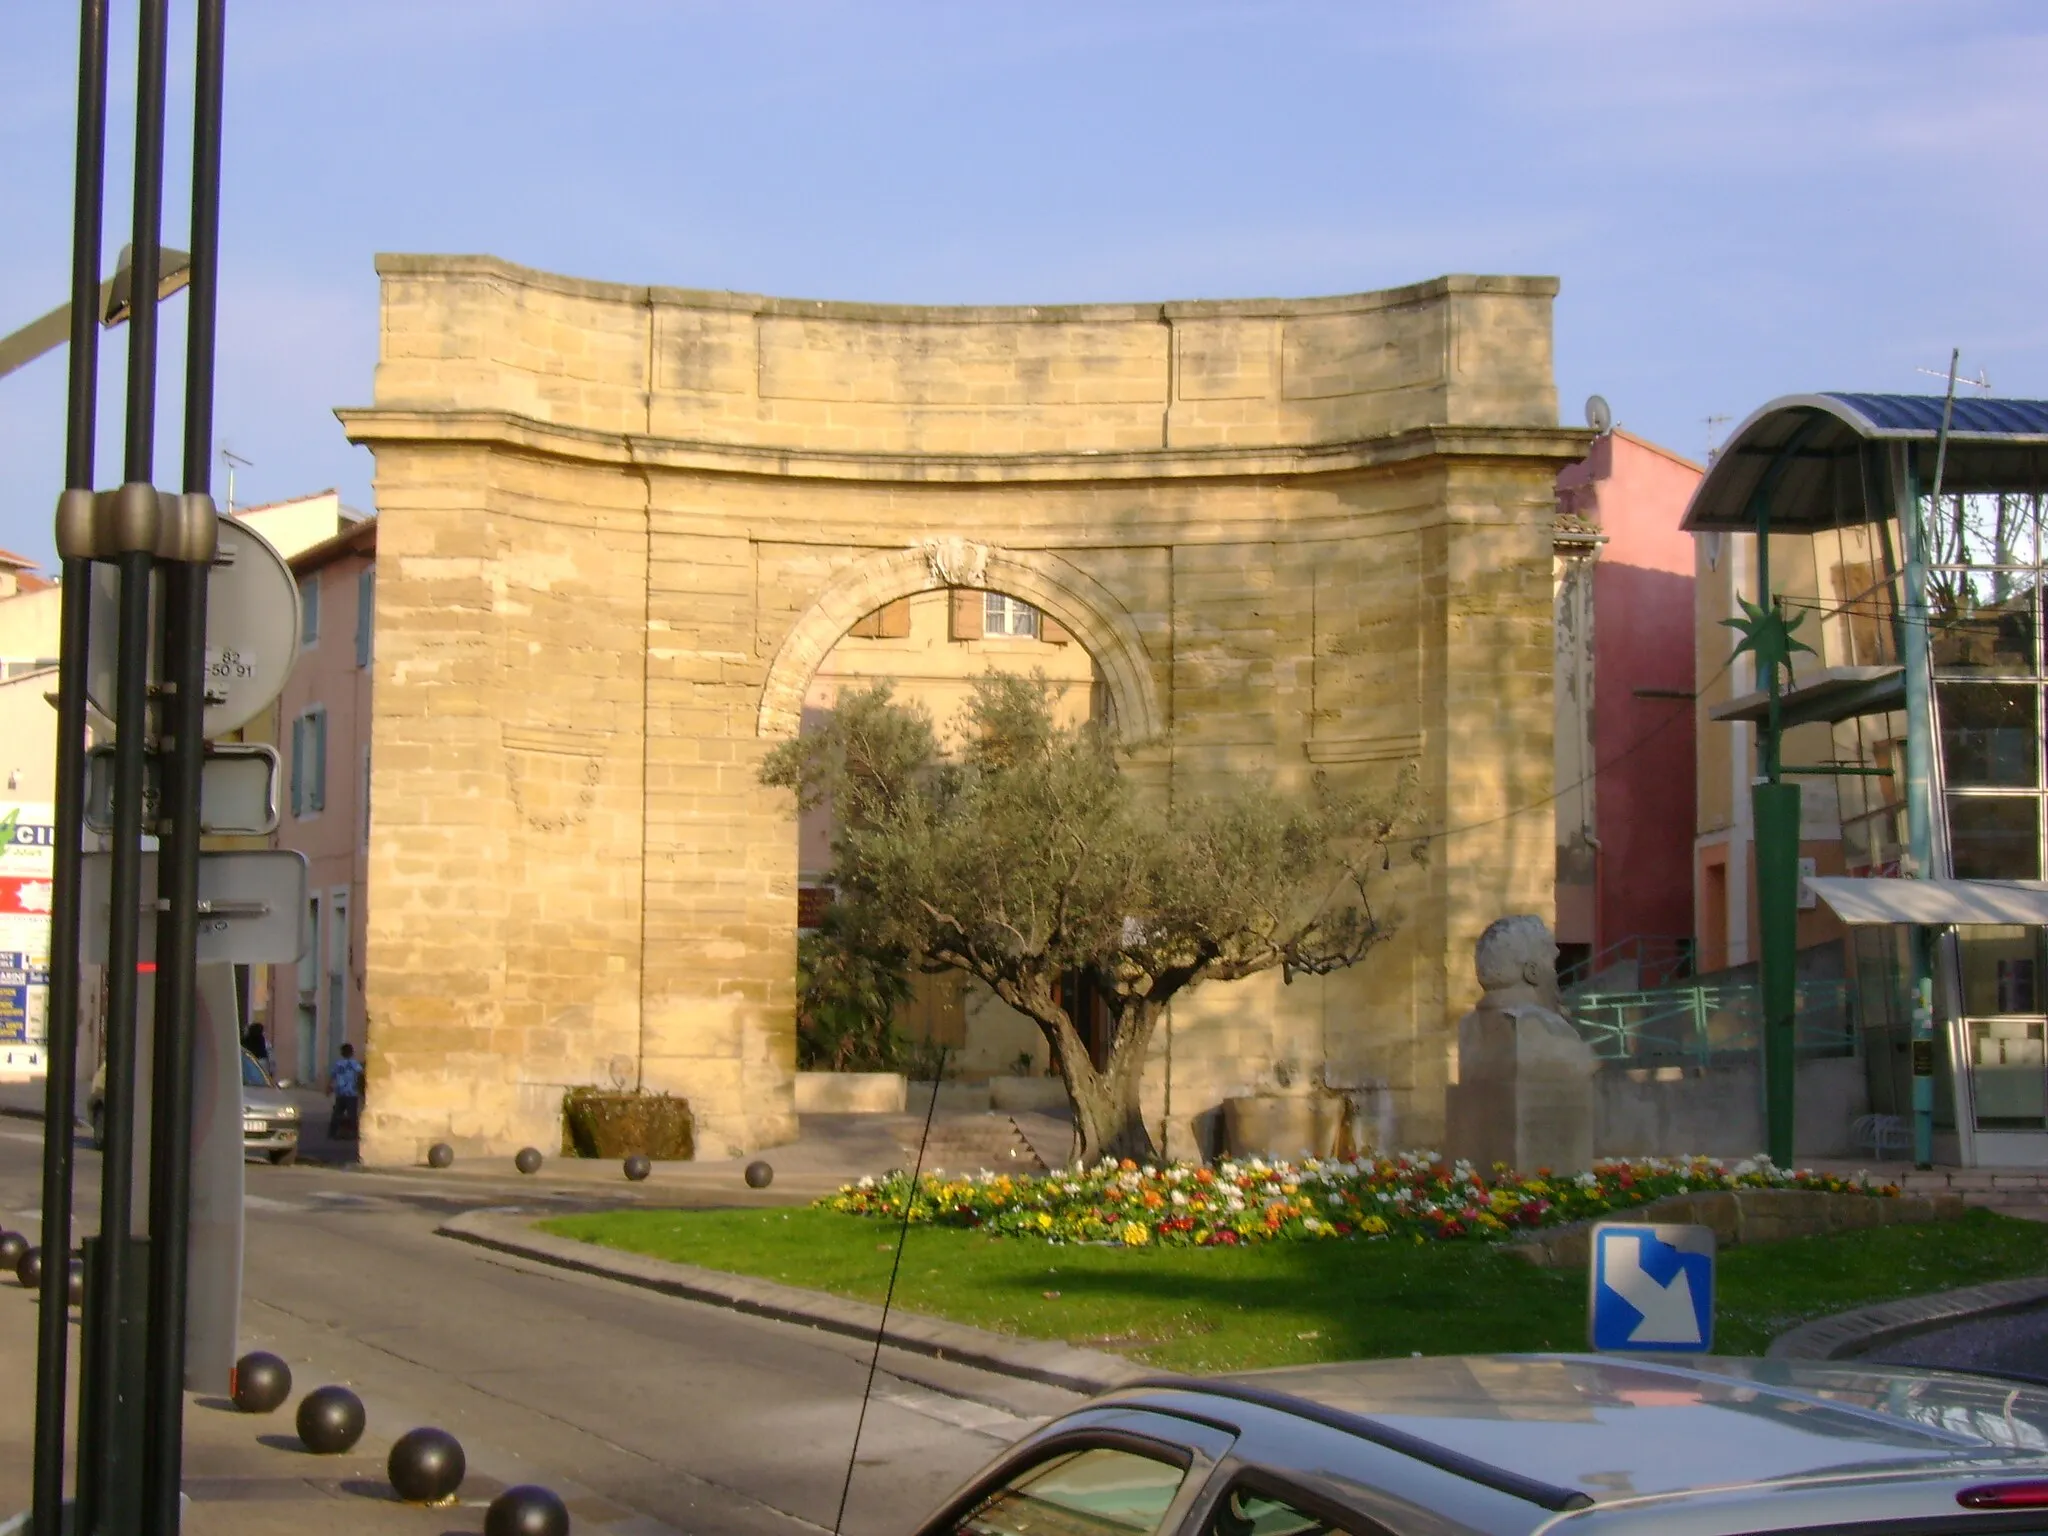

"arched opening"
[793,586,1112,1087]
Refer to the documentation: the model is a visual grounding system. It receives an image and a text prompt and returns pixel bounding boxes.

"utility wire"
[831,1045,949,1536]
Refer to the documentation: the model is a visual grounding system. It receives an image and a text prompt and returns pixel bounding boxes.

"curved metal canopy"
[1682,392,2048,535]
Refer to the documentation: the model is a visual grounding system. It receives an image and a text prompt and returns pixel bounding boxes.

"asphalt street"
[0,1118,1079,1536]
[1870,1304,2048,1387]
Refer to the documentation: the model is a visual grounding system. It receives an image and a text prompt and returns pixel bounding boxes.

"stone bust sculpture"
[1473,913,1565,1017]
[1445,913,1594,1173]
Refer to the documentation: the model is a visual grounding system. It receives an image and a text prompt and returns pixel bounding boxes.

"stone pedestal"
[1443,913,1595,1173]
[1445,1004,1595,1173]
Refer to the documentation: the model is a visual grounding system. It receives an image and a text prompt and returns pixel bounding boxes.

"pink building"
[268,517,375,1087]
[1554,429,1702,977]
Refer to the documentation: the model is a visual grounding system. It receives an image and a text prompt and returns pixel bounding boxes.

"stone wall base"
[1510,1188,1968,1269]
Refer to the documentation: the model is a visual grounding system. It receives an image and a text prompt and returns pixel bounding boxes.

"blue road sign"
[1589,1222,1715,1353]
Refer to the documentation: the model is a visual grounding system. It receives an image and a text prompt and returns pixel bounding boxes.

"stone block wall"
[344,255,1588,1163]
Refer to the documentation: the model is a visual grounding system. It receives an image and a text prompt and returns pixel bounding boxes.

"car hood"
[243,1087,297,1115]
[1222,1355,2048,1502]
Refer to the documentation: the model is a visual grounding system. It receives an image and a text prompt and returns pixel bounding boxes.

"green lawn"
[537,1205,2048,1373]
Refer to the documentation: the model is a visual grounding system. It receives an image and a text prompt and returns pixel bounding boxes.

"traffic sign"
[1589,1222,1715,1352]
[85,513,300,739]
[79,849,307,966]
[84,743,281,837]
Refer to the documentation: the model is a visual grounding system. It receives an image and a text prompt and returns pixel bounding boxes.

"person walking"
[241,1019,271,1070]
[328,1042,364,1139]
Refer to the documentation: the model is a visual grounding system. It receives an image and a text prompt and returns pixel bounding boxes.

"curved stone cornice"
[336,407,1593,486]
[756,542,1165,743]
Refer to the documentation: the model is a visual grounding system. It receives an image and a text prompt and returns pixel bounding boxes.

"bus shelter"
[1684,392,2048,1167]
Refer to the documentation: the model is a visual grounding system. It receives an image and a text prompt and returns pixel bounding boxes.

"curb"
[437,1208,1147,1397]
[1769,1274,2048,1361]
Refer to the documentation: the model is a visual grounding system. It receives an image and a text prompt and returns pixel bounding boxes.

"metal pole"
[1752,493,1802,1167]
[86,2,171,1528]
[34,6,109,1533]
[1901,355,1960,1170]
[142,4,225,1526]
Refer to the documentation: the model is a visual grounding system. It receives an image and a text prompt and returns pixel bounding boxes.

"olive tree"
[762,673,1408,1165]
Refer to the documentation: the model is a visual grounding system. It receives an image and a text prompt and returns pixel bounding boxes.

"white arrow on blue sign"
[1589,1222,1715,1352]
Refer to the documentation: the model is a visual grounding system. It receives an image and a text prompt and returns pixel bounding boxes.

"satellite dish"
[1584,395,1614,434]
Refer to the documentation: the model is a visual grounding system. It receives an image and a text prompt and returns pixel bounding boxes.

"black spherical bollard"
[295,1384,366,1454]
[387,1426,467,1504]
[232,1351,293,1414]
[514,1147,543,1176]
[427,1142,455,1169]
[65,1258,84,1309]
[0,1231,27,1272]
[16,1247,41,1290]
[623,1154,651,1182]
[744,1160,773,1190]
[486,1484,571,1536]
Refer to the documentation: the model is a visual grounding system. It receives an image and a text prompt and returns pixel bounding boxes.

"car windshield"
[241,1052,276,1090]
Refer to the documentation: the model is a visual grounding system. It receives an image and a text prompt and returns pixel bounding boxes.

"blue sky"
[2,2,2043,567]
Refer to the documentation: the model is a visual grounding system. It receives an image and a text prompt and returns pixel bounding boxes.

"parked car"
[913,1354,2048,1536]
[88,1049,300,1165]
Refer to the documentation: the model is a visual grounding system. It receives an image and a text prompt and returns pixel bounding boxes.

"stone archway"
[757,539,1165,742]
[342,254,1590,1165]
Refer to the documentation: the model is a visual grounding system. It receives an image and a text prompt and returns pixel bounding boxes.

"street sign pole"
[31,6,109,1534]
[77,6,175,1530]
[35,4,255,1534]
[142,6,225,1528]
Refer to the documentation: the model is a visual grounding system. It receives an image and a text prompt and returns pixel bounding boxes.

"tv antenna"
[1917,364,1990,393]
[220,447,253,517]
[1704,414,1731,465]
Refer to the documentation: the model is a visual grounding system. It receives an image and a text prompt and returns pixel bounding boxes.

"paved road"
[0,1118,1077,1536]
[1869,1304,2048,1387]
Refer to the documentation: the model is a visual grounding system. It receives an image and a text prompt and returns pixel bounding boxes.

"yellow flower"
[1121,1222,1151,1246]
[1037,1212,1053,1229]
[1360,1215,1390,1235]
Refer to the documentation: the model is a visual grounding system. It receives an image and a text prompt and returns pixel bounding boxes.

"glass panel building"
[1685,394,2048,1166]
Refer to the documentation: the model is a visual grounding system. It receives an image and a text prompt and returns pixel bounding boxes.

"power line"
[1413,654,1736,846]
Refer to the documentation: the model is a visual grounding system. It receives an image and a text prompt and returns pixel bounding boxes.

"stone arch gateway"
[340,255,1590,1162]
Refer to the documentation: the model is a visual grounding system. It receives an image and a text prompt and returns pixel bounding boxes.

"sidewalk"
[0,1264,674,1536]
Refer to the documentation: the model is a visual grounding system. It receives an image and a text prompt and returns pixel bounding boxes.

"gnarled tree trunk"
[1045,999,1161,1167]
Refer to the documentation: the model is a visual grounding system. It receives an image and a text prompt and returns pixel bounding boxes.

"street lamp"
[0,242,192,384]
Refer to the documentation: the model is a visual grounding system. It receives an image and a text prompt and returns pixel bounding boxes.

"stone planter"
[794,1071,908,1115]
[1222,1093,1343,1161]
[560,1088,694,1160]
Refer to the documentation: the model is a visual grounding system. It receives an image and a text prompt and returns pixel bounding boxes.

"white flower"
[1171,1190,1188,1206]
[857,1175,875,1189]
[1327,1192,1345,1207]
[1303,1217,1322,1233]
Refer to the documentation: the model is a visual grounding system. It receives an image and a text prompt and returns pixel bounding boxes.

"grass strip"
[538,1206,2048,1373]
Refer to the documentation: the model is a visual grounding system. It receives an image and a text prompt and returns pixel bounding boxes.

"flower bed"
[816,1154,1900,1247]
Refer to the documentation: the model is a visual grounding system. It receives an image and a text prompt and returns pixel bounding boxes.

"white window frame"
[983,593,1039,639]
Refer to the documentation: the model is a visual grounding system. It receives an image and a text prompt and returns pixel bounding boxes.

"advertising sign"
[0,802,54,1078]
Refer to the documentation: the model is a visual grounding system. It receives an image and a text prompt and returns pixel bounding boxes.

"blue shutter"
[299,577,320,646]
[290,715,305,817]
[310,712,328,813]
[355,569,374,668]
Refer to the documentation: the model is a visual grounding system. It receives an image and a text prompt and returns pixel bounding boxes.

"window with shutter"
[299,577,320,646]
[356,568,375,668]
[949,589,985,640]
[310,711,328,813]
[877,598,911,638]
[290,715,305,817]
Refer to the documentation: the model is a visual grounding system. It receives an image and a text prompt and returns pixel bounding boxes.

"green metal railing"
[1567,980,1856,1069]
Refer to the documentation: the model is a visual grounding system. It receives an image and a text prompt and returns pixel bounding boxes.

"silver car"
[916,1354,2048,1536]
[89,1049,300,1165]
